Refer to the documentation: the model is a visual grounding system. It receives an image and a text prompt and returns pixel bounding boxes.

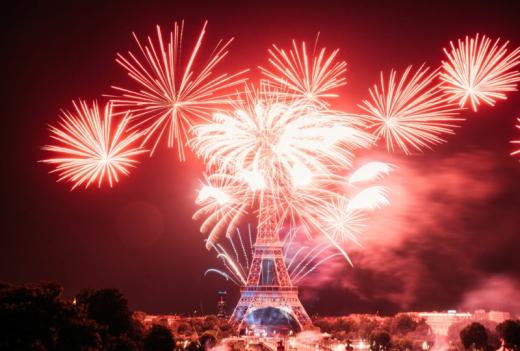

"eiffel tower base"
[229,244,312,334]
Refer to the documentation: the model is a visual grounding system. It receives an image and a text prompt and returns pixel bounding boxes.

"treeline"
[450,320,520,351]
[314,315,520,351]
[0,282,216,351]
[314,314,434,350]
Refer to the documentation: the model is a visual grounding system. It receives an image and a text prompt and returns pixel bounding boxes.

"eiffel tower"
[229,195,312,332]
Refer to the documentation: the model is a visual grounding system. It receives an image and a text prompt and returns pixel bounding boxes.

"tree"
[460,323,488,350]
[143,324,175,351]
[199,331,217,350]
[497,320,520,351]
[370,330,391,350]
[392,314,418,336]
[76,289,141,338]
[0,282,102,350]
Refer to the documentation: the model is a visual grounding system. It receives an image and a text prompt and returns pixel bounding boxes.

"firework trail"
[41,101,147,190]
[359,65,462,154]
[441,34,520,112]
[111,21,247,160]
[511,118,520,159]
[259,38,347,108]
[205,227,342,285]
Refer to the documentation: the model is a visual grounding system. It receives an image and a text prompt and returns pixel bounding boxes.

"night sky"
[2,1,520,316]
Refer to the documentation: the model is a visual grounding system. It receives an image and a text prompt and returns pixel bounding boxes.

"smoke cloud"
[301,151,520,315]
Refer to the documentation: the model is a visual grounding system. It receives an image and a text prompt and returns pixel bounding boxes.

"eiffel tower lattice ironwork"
[229,194,312,331]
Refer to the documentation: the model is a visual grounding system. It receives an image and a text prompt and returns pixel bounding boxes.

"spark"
[41,100,146,190]
[111,21,247,160]
[441,34,520,111]
[359,65,462,154]
[318,197,367,246]
[259,38,347,107]
[511,117,520,159]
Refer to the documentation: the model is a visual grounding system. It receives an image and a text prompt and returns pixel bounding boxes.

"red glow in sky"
[2,0,520,316]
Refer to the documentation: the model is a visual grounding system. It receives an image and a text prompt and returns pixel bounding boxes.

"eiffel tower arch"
[230,195,312,333]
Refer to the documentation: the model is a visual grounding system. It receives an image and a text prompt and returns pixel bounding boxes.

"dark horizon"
[2,0,520,316]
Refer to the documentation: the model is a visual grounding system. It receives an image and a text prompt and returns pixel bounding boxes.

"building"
[417,309,512,337]
[417,311,472,336]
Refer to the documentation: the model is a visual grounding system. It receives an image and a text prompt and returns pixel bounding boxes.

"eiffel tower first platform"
[229,196,312,333]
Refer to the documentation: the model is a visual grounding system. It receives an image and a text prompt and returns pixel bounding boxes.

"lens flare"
[111,21,247,160]
[259,39,347,107]
[441,34,520,112]
[41,101,146,190]
[359,65,462,154]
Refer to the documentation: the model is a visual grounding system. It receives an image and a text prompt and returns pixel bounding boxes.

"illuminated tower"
[217,291,227,318]
[230,196,312,333]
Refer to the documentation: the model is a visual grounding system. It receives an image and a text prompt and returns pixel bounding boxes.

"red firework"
[111,21,247,160]
[441,34,520,111]
[359,65,462,154]
[41,101,147,190]
[259,38,347,107]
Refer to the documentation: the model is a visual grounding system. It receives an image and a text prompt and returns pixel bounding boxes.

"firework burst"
[359,65,462,154]
[192,85,375,253]
[111,21,247,160]
[511,117,520,159]
[259,39,347,107]
[192,85,371,188]
[41,101,146,190]
[441,34,520,112]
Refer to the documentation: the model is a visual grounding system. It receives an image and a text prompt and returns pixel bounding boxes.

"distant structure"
[417,309,512,337]
[217,291,227,318]
[418,310,472,336]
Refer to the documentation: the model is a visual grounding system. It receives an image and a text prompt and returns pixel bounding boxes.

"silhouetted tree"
[143,324,175,351]
[0,282,102,350]
[460,322,488,350]
[76,289,140,337]
[497,320,520,351]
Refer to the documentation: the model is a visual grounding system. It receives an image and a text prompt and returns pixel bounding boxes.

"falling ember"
[41,100,147,190]
[511,118,520,159]
[441,34,520,112]
[259,39,347,107]
[359,65,462,154]
[111,21,247,160]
